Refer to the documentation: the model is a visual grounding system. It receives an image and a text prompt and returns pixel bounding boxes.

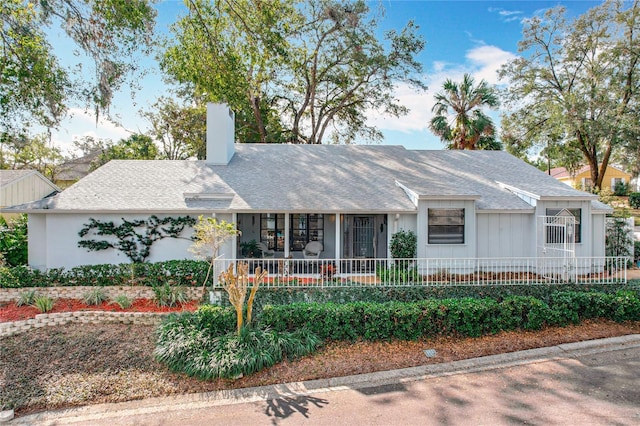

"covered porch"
[235,212,389,266]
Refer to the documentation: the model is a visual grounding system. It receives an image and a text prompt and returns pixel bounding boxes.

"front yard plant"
[154,289,640,380]
[112,294,133,309]
[152,283,188,307]
[32,295,55,313]
[82,288,108,306]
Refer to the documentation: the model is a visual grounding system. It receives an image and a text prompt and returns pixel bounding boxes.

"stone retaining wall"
[0,286,203,303]
[0,311,169,338]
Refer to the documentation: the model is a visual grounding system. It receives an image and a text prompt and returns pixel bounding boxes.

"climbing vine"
[78,215,197,263]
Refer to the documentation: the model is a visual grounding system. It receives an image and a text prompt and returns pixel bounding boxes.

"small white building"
[3,104,612,271]
[1,170,60,220]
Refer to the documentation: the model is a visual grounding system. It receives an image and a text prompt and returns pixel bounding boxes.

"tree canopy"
[1,0,156,137]
[500,0,640,190]
[161,0,426,144]
[143,97,206,160]
[429,73,500,150]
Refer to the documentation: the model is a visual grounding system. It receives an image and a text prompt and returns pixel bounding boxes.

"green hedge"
[192,290,640,342]
[629,192,640,209]
[0,260,210,288]
[249,283,640,312]
[159,290,640,343]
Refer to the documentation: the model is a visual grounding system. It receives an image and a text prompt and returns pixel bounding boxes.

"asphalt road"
[13,335,640,426]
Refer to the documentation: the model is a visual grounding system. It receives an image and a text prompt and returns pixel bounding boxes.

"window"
[260,213,285,251]
[290,214,324,251]
[546,208,581,243]
[582,178,593,191]
[428,208,464,244]
[260,213,324,251]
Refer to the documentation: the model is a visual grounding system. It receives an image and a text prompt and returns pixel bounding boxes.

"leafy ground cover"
[1,319,639,417]
[0,299,199,322]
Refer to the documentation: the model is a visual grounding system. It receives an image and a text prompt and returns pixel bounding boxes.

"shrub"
[390,230,417,260]
[0,215,28,266]
[628,192,640,209]
[497,296,551,331]
[614,180,630,196]
[32,295,55,313]
[0,259,210,289]
[154,319,320,379]
[113,294,133,309]
[153,283,188,307]
[16,290,37,307]
[82,288,108,305]
[376,265,420,285]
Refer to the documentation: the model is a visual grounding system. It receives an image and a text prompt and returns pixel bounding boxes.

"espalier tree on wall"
[78,215,197,263]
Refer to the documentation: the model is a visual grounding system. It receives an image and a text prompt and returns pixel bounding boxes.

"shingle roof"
[4,145,607,214]
[0,169,37,188]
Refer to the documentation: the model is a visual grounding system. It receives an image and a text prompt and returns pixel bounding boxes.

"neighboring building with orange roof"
[549,165,631,192]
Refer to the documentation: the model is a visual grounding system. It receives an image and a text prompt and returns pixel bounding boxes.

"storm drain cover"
[423,349,437,358]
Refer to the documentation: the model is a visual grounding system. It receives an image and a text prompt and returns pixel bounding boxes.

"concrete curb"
[11,334,640,425]
[0,410,14,423]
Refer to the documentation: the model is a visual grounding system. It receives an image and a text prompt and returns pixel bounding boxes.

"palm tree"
[429,74,500,150]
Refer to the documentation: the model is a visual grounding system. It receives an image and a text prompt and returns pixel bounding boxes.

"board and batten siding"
[591,213,607,258]
[1,174,55,208]
[418,200,477,259]
[29,213,225,270]
[476,213,534,258]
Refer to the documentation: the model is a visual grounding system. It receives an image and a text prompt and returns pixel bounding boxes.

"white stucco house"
[3,104,613,273]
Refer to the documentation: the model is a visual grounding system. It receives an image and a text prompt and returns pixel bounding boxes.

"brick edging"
[0,311,170,338]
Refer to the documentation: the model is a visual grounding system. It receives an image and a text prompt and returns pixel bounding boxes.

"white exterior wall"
[592,214,606,258]
[28,214,47,270]
[476,213,535,258]
[31,213,209,270]
[418,200,477,259]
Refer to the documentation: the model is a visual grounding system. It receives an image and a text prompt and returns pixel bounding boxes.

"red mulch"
[0,298,199,323]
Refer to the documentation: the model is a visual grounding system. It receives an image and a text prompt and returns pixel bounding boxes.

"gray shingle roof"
[4,145,608,213]
[0,169,37,188]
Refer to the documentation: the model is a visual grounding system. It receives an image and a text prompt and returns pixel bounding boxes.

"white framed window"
[428,208,464,244]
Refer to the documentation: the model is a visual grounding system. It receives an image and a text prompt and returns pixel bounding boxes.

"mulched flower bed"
[0,298,200,323]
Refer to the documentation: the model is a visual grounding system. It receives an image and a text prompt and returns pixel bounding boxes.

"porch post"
[231,212,238,259]
[284,213,290,257]
[335,213,341,272]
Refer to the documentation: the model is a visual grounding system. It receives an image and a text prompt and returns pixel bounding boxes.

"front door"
[352,215,375,258]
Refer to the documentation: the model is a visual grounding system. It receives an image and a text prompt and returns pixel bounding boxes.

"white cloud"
[465,45,517,85]
[367,45,516,135]
[50,108,144,155]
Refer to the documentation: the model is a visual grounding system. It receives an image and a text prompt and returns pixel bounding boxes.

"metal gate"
[352,216,375,258]
[537,210,576,281]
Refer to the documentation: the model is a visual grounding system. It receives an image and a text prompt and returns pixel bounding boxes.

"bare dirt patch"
[2,319,639,417]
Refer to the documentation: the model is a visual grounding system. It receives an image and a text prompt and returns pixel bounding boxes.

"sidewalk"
[12,334,640,425]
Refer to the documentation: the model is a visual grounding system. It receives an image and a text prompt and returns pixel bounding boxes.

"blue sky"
[49,0,601,154]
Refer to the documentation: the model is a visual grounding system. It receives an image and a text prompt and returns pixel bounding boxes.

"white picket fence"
[211,256,629,288]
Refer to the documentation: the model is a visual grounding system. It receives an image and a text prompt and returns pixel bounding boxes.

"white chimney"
[206,103,235,165]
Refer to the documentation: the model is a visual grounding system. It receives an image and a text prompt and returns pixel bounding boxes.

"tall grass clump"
[82,288,108,305]
[113,294,133,309]
[16,290,37,307]
[152,283,188,307]
[32,295,55,313]
[154,308,320,380]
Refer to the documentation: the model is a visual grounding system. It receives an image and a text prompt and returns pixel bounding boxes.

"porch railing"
[211,256,629,288]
